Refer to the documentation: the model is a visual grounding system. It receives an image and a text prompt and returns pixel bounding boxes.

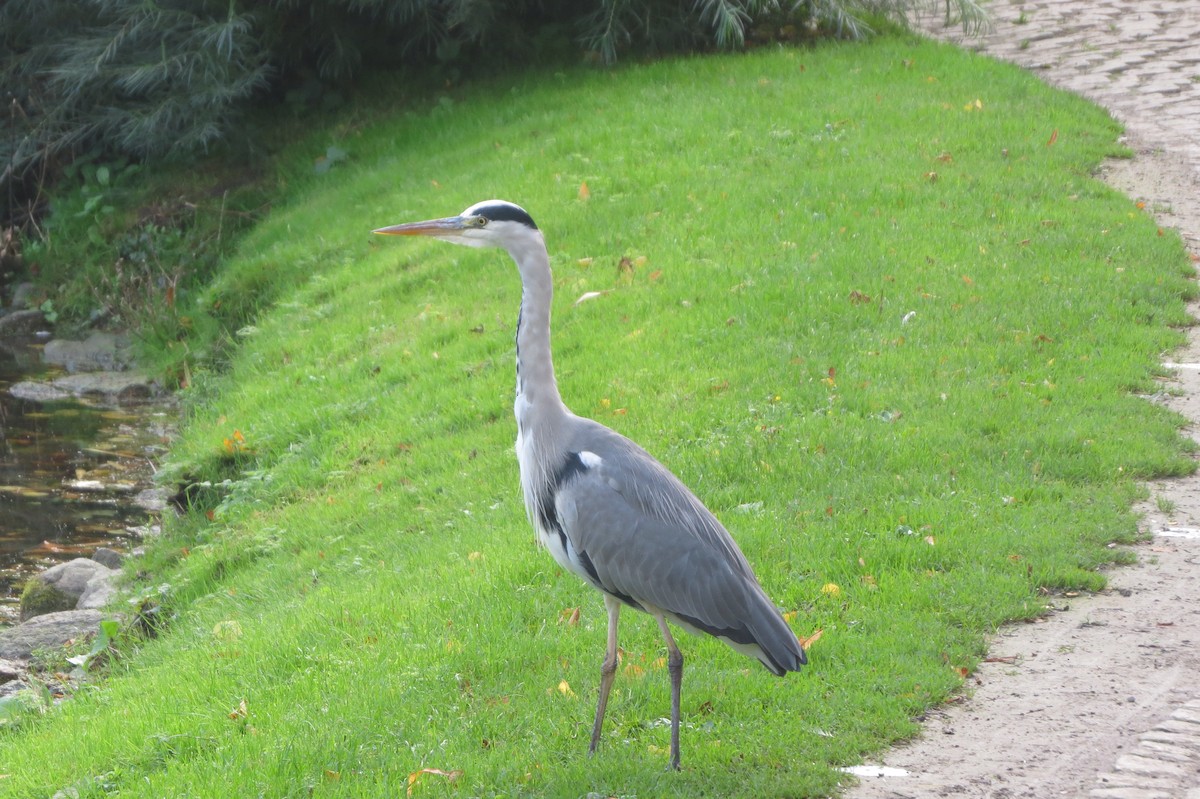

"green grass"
[2,36,1196,798]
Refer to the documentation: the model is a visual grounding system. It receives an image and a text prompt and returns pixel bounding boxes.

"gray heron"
[375,200,805,770]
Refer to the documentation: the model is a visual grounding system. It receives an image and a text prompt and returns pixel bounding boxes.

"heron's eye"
[470,216,488,228]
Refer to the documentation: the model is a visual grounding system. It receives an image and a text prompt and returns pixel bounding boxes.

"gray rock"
[0,679,28,700]
[0,309,48,337]
[7,381,71,403]
[38,559,113,604]
[77,574,117,610]
[91,547,124,569]
[8,371,160,405]
[133,487,171,512]
[42,332,133,373]
[0,657,24,680]
[9,282,36,310]
[0,609,105,661]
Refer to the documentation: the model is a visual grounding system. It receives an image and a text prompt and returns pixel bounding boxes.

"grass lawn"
[1,34,1195,798]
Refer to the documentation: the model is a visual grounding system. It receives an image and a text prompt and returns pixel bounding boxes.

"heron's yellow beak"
[373,216,466,236]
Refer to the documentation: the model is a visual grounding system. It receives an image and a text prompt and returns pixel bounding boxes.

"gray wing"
[551,419,805,674]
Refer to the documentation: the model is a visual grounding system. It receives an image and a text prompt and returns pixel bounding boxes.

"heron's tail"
[743,584,807,676]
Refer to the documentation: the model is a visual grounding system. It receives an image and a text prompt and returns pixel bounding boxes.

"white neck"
[510,231,566,418]
[508,230,570,530]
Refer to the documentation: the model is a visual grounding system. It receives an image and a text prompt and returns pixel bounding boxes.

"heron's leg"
[589,595,621,755]
[655,616,683,771]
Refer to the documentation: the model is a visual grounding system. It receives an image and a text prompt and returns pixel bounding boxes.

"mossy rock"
[19,579,74,621]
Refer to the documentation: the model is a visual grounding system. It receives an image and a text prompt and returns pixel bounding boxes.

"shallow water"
[0,338,173,624]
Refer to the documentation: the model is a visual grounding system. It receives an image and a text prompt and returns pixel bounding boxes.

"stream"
[0,337,174,625]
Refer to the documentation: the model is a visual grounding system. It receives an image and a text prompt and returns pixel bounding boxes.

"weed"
[1155,495,1177,515]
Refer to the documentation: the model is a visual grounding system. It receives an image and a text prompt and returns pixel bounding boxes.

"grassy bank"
[1,35,1195,798]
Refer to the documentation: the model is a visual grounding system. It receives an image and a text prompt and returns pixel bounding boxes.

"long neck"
[511,233,566,416]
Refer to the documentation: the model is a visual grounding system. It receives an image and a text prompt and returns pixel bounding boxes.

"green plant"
[1155,495,1177,515]
[65,619,122,673]
[0,684,51,730]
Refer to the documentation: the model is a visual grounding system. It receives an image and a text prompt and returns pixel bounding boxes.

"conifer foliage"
[1,0,984,226]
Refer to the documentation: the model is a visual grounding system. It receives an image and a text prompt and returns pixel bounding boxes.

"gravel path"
[843,3,1200,797]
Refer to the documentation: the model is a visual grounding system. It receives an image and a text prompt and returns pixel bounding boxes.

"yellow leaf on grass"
[406,768,463,797]
[821,583,841,597]
[557,680,576,698]
[800,628,824,650]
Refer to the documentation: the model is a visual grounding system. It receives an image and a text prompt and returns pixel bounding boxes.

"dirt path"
[843,3,1200,797]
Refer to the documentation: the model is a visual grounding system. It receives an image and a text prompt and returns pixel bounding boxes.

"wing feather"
[545,420,802,672]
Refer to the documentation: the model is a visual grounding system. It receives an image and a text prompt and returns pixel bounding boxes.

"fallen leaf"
[560,607,580,626]
[556,680,576,698]
[573,290,608,306]
[229,699,248,721]
[406,768,463,797]
[820,583,841,597]
[924,536,936,546]
[800,628,824,649]
[1047,128,1058,146]
[578,181,590,201]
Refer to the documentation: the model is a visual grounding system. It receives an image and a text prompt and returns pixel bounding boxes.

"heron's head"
[374,200,539,250]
